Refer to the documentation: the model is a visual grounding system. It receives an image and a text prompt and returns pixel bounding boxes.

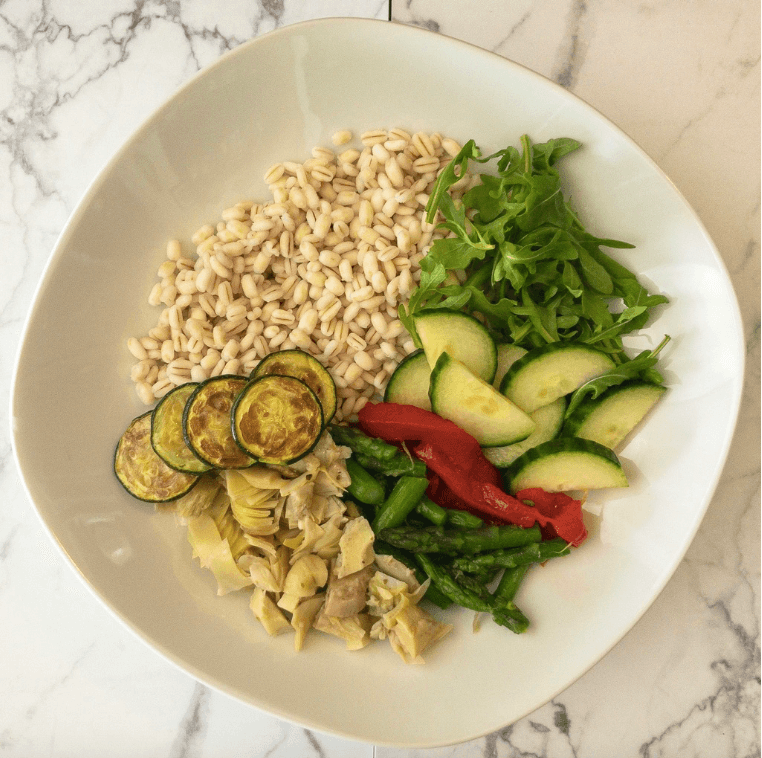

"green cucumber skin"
[503,437,627,493]
[429,352,535,447]
[414,308,497,384]
[384,349,432,410]
[563,381,667,447]
[493,344,528,389]
[483,397,566,468]
[499,341,615,412]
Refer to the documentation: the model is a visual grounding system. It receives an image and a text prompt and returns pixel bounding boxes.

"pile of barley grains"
[126,128,473,422]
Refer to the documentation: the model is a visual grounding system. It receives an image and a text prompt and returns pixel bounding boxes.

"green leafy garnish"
[564,335,672,418]
[400,135,669,363]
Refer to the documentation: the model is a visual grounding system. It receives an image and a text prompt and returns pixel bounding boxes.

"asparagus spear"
[378,523,542,555]
[451,538,571,572]
[354,450,427,478]
[329,425,399,460]
[416,554,530,633]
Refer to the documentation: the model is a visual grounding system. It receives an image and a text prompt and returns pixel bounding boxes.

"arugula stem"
[520,134,532,173]
[464,262,492,289]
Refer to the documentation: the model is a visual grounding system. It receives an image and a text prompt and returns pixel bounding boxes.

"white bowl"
[11,17,744,747]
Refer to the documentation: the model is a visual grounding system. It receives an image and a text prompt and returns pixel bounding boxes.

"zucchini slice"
[493,343,527,389]
[429,352,535,447]
[183,375,254,469]
[114,412,200,502]
[251,349,337,425]
[564,381,667,449]
[500,342,615,413]
[483,397,566,468]
[232,375,323,464]
[151,383,212,474]
[384,349,431,410]
[413,309,497,383]
[504,437,628,493]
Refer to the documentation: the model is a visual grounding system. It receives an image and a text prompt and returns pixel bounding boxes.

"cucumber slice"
[429,352,535,447]
[413,309,497,383]
[493,344,528,389]
[151,383,212,474]
[564,381,667,449]
[115,412,200,502]
[483,397,566,468]
[232,375,324,464]
[504,437,628,493]
[251,349,337,425]
[384,349,431,410]
[183,375,254,469]
[500,342,615,413]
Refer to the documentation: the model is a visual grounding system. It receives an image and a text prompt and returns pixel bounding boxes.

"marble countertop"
[1,1,759,756]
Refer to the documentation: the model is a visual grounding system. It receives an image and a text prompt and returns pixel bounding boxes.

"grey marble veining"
[1,0,759,756]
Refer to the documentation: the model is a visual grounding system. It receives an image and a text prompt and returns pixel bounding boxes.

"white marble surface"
[1,1,758,756]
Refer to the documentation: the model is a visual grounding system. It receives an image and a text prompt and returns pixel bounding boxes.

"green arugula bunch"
[399,135,669,367]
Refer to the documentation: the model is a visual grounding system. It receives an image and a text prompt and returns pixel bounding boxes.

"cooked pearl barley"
[127,128,464,416]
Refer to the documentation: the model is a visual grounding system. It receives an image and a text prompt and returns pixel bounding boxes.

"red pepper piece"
[357,401,587,546]
[515,488,588,547]
[425,473,501,525]
[359,402,501,487]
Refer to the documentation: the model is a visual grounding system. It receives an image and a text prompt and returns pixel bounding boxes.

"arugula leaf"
[408,134,668,369]
[564,335,671,417]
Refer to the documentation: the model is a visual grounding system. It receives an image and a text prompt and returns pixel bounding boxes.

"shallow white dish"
[11,17,744,748]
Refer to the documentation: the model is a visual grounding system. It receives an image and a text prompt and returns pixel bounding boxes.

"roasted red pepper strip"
[515,488,588,547]
[358,402,501,487]
[425,473,501,525]
[358,401,588,546]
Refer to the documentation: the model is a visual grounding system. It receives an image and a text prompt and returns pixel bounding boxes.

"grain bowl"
[11,18,743,747]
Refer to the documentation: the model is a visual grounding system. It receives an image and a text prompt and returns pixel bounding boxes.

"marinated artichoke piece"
[232,375,323,465]
[291,594,325,651]
[385,599,452,664]
[225,469,282,536]
[250,587,290,636]
[183,375,254,469]
[324,565,375,618]
[186,511,253,596]
[373,553,421,592]
[114,412,200,502]
[336,517,375,578]
[313,607,372,650]
[157,474,221,518]
[283,554,328,598]
[150,382,211,474]
[252,348,338,424]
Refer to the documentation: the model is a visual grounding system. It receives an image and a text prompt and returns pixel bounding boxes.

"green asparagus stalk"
[378,524,543,555]
[329,425,399,460]
[354,450,427,478]
[451,538,571,572]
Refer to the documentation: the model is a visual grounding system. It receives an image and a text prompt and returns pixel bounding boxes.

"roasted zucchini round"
[182,375,255,469]
[151,383,212,474]
[232,374,323,464]
[251,349,337,425]
[114,412,200,502]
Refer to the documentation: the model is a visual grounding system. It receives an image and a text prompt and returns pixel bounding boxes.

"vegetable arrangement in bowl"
[115,131,671,662]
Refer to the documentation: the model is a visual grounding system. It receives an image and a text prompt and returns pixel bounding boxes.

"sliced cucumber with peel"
[493,343,527,389]
[483,397,566,468]
[504,437,628,493]
[429,352,535,447]
[500,342,615,413]
[383,349,431,410]
[564,381,666,449]
[414,309,497,384]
